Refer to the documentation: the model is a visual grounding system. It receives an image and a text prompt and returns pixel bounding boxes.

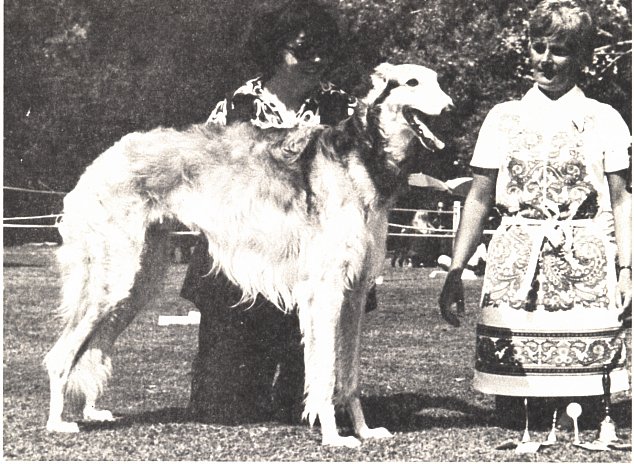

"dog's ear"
[373,62,393,79]
[364,62,395,106]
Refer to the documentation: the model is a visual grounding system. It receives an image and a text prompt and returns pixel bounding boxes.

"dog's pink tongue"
[404,107,445,152]
[418,124,445,151]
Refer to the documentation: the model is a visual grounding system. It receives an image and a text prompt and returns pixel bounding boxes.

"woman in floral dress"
[439,0,631,422]
[181,0,359,423]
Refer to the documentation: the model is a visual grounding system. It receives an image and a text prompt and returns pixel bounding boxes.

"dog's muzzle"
[402,106,448,152]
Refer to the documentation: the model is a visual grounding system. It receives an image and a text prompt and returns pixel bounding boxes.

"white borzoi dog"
[44,62,453,447]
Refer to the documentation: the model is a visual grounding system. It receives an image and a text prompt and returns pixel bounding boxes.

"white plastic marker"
[521,398,530,443]
[516,398,541,454]
[158,311,201,326]
[598,415,618,444]
[543,409,557,445]
[566,402,582,444]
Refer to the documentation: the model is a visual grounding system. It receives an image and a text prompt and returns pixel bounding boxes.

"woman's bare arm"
[607,170,632,312]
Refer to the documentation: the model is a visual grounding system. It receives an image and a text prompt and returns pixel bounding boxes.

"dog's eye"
[406,79,418,87]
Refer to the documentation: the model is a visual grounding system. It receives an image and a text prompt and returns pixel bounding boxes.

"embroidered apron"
[473,109,629,397]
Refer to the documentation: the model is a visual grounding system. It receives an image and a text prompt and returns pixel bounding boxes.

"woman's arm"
[607,169,632,313]
[449,168,497,271]
[439,167,497,326]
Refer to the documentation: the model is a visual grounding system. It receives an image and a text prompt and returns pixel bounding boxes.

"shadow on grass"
[360,393,496,432]
[80,407,195,431]
[78,396,631,435]
[3,261,46,268]
[80,394,494,433]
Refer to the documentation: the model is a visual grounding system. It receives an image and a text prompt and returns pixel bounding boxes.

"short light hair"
[529,0,596,65]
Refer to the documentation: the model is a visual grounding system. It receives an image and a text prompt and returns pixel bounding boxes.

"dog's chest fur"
[251,128,389,305]
[304,140,388,281]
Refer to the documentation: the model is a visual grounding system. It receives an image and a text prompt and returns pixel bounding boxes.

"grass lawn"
[3,244,632,461]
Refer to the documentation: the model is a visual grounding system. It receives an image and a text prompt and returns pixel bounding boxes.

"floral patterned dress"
[206,76,356,128]
[470,85,631,397]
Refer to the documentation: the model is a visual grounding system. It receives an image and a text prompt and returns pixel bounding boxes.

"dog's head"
[362,62,454,154]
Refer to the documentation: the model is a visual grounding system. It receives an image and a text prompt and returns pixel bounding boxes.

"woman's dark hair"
[529,0,596,65]
[246,0,341,79]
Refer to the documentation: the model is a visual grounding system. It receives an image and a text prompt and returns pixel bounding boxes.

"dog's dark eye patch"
[371,79,400,106]
[406,79,418,87]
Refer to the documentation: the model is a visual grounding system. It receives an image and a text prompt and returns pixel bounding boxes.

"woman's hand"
[439,269,465,327]
[617,268,632,327]
[437,169,496,328]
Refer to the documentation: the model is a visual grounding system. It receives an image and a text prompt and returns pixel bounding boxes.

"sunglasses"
[531,40,574,57]
[286,32,333,63]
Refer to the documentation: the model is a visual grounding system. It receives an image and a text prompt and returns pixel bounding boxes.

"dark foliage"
[3,0,631,243]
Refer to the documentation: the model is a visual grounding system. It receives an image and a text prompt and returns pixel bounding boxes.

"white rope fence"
[4,186,66,195]
[3,214,63,221]
[3,224,61,228]
[4,215,463,236]
[3,187,64,228]
[5,187,489,237]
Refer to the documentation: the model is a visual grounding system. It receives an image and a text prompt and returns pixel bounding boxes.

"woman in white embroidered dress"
[439,0,631,426]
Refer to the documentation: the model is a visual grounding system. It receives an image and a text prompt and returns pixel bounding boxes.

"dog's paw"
[358,426,393,440]
[322,434,362,448]
[83,407,114,422]
[46,420,80,433]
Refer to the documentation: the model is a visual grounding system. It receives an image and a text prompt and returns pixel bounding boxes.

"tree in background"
[337,0,631,176]
[4,0,631,243]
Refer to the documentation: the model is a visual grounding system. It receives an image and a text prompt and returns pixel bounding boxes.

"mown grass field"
[3,244,631,461]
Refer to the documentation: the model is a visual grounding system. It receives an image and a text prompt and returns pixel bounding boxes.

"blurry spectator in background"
[392,210,445,268]
[412,210,435,234]
[430,201,446,229]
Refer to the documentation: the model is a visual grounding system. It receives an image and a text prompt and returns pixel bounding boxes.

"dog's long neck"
[350,102,413,203]
[371,108,415,162]
[360,80,414,165]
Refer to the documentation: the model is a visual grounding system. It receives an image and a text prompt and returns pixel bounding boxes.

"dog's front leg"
[347,396,392,440]
[339,283,392,441]
[296,280,361,447]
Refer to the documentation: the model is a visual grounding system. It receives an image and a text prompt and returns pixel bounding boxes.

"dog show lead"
[439,0,631,429]
[180,0,361,425]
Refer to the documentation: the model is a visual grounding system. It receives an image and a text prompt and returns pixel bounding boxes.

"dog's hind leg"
[45,317,102,433]
[297,279,361,448]
[73,300,140,423]
[45,210,164,432]
[77,225,171,425]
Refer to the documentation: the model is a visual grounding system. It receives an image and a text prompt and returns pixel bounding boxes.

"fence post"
[452,201,461,249]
